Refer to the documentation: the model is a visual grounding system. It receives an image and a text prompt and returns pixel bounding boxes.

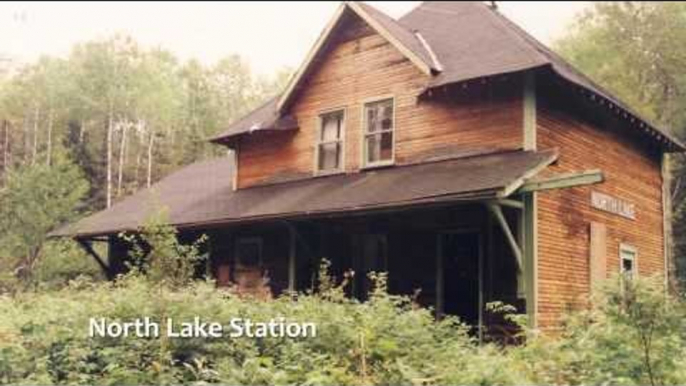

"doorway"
[351,233,388,300]
[438,231,483,329]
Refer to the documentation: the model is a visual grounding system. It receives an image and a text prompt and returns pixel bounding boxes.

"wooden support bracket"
[76,238,112,279]
[486,203,523,272]
[489,198,524,210]
[518,169,604,194]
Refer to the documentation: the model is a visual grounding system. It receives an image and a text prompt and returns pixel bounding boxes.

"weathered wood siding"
[236,16,523,188]
[536,92,665,330]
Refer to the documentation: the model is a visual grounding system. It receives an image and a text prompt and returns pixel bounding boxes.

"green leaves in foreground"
[0,273,684,385]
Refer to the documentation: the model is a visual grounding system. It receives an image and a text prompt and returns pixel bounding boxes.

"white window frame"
[619,243,637,279]
[234,237,263,268]
[361,96,396,168]
[314,108,346,176]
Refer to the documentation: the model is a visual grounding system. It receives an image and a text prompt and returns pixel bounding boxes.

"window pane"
[366,132,393,164]
[381,104,393,130]
[365,99,393,134]
[367,134,381,163]
[367,108,378,133]
[318,142,340,171]
[317,111,343,172]
[620,247,636,278]
[380,131,393,160]
[321,112,342,142]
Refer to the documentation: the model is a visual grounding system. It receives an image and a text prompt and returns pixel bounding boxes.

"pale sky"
[0,1,590,76]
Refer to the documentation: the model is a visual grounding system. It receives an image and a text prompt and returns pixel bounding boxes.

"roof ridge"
[273,1,438,113]
[348,2,437,72]
[414,30,443,72]
[473,2,548,67]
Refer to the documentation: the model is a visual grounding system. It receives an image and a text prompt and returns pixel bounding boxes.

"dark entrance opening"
[440,231,482,327]
[351,233,388,301]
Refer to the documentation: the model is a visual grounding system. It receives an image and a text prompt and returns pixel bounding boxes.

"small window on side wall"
[316,110,345,174]
[619,243,637,280]
[363,98,394,167]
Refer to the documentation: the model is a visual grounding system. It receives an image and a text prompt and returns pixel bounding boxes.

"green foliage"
[122,208,207,288]
[0,34,287,209]
[33,239,103,289]
[556,2,686,131]
[0,33,287,292]
[0,264,684,385]
[0,151,89,286]
[514,276,686,386]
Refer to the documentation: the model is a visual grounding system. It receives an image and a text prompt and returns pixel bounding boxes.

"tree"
[69,35,143,208]
[557,2,686,130]
[0,34,289,244]
[556,2,686,288]
[0,149,89,283]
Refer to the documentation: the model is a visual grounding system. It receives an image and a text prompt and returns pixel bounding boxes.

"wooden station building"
[56,2,685,331]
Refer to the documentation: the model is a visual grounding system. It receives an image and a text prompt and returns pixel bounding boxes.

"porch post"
[477,233,485,343]
[286,223,297,292]
[522,193,537,329]
[436,235,444,317]
[522,68,538,329]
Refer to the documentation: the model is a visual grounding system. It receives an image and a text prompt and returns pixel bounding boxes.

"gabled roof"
[210,1,440,145]
[275,2,440,113]
[53,149,558,238]
[212,1,684,152]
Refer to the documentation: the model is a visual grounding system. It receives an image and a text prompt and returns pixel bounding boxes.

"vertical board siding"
[536,103,664,330]
[237,18,522,189]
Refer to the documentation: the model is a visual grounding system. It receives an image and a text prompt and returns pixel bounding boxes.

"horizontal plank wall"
[536,83,664,330]
[237,15,523,189]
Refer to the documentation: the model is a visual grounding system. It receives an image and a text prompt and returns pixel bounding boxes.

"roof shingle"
[54,149,558,238]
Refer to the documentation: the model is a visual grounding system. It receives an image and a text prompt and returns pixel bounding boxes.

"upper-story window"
[316,110,345,174]
[363,98,394,167]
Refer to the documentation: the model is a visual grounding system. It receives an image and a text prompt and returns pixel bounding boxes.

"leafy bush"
[121,208,207,288]
[0,269,684,385]
[513,276,686,386]
[33,239,104,289]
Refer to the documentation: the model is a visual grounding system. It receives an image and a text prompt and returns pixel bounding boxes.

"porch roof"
[53,148,558,239]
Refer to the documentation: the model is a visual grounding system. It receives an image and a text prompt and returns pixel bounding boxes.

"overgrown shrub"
[0,269,684,385]
[121,208,207,288]
[513,276,686,386]
[33,239,103,290]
